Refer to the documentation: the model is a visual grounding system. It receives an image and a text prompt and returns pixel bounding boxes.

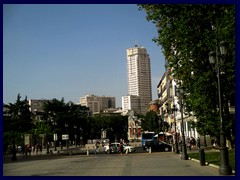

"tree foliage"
[4,93,33,133]
[138,4,235,137]
[3,93,33,151]
[142,110,159,133]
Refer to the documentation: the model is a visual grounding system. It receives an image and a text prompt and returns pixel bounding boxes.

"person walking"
[119,141,124,155]
[197,137,201,149]
[186,137,191,151]
[190,137,196,149]
[95,141,99,155]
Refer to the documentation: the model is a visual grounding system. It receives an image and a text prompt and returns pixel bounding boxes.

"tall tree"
[3,93,33,151]
[4,93,33,133]
[143,110,159,133]
[138,4,235,138]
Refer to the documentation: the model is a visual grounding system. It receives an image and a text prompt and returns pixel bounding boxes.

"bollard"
[199,148,205,166]
[149,147,151,153]
[70,150,72,155]
[87,148,89,156]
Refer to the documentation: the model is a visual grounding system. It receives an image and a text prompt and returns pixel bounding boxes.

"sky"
[3,4,166,107]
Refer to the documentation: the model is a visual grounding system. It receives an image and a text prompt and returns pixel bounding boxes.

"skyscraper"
[122,45,152,114]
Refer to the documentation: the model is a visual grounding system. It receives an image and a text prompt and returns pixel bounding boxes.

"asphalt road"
[3,151,223,176]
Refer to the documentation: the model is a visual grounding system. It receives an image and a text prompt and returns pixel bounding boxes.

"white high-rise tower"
[122,45,152,114]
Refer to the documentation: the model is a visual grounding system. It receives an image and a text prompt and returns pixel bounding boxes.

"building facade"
[28,99,50,123]
[157,60,199,142]
[80,94,115,115]
[123,45,152,115]
[122,95,140,114]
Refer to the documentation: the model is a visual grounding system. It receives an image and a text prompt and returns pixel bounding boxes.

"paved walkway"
[3,146,235,176]
[3,151,230,176]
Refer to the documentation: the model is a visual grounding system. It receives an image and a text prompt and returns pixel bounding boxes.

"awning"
[165,132,173,136]
[158,132,172,136]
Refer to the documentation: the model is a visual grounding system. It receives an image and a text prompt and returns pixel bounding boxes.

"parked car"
[104,142,136,154]
[104,142,120,154]
[123,144,136,153]
[144,141,172,152]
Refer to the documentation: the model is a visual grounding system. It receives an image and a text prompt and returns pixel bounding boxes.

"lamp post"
[44,115,51,154]
[65,123,69,148]
[52,121,57,151]
[177,87,188,160]
[172,104,179,154]
[209,41,232,175]
[74,125,77,147]
[79,127,83,147]
[10,111,21,161]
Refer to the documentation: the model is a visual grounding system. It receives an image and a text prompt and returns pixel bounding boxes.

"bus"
[141,131,155,150]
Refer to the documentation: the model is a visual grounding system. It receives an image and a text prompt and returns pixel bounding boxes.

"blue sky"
[3,4,166,107]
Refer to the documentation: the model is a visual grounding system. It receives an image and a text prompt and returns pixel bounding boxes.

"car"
[144,141,172,152]
[123,144,136,153]
[104,142,136,154]
[104,142,120,154]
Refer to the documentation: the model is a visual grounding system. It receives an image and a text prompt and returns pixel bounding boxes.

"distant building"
[28,99,49,113]
[122,45,152,115]
[93,108,122,116]
[28,99,50,123]
[79,94,115,115]
[122,95,140,114]
[148,99,159,113]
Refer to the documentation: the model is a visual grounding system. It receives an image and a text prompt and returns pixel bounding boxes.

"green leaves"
[139,4,235,137]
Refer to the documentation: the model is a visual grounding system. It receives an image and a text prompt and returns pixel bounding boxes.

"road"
[3,152,223,176]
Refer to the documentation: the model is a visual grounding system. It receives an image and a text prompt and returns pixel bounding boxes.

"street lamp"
[10,111,21,161]
[177,87,188,160]
[74,125,77,147]
[172,104,179,154]
[65,123,69,148]
[79,127,83,147]
[52,121,57,151]
[209,40,232,175]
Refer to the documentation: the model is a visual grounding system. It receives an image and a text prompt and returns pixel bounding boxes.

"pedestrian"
[190,137,196,149]
[39,144,42,152]
[197,137,201,149]
[95,141,99,155]
[119,141,124,155]
[36,143,39,154]
[186,137,191,151]
[28,144,32,155]
[211,139,215,147]
[32,145,35,153]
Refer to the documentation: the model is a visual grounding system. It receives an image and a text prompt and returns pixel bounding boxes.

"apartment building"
[157,63,199,139]
[122,45,152,115]
[157,68,173,125]
[28,99,49,113]
[80,94,115,115]
[122,95,140,114]
[28,99,50,123]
